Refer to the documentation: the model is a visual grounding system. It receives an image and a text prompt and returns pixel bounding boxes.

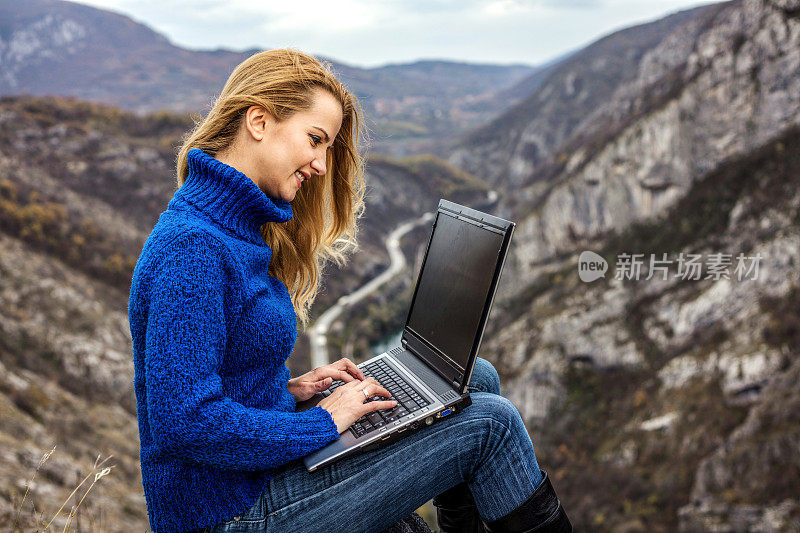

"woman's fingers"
[347,378,390,398]
[334,357,365,381]
[359,381,391,400]
[361,399,397,415]
[337,369,356,383]
[318,376,398,433]
[311,366,354,383]
[341,377,369,390]
[353,379,397,414]
[326,377,365,399]
[345,379,372,401]
[328,375,395,404]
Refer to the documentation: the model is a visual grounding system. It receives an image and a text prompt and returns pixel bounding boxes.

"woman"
[128,48,571,533]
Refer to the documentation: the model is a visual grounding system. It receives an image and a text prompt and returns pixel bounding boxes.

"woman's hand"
[318,378,398,434]
[287,357,366,402]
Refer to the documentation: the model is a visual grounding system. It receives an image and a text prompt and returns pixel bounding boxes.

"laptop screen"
[405,211,506,377]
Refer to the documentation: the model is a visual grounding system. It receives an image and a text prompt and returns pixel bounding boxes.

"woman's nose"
[310,155,326,176]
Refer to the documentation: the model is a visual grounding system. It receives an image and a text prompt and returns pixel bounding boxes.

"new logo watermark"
[578,251,762,282]
[578,251,608,282]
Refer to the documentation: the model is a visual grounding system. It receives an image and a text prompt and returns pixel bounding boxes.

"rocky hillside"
[446,2,729,188]
[445,0,800,529]
[0,0,535,156]
[451,0,799,280]
[482,127,800,530]
[2,0,799,530]
[0,95,487,531]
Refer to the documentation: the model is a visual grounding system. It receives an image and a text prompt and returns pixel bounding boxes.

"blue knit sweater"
[128,148,340,533]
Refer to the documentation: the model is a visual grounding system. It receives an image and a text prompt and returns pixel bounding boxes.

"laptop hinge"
[400,337,462,390]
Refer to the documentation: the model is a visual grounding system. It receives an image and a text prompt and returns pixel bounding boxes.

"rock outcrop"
[452,1,800,528]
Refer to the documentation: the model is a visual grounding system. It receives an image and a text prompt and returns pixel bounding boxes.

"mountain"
[447,0,800,295]
[0,0,252,113]
[438,0,800,529]
[2,0,800,530]
[0,0,535,156]
[331,0,800,528]
[447,2,730,187]
[483,126,800,530]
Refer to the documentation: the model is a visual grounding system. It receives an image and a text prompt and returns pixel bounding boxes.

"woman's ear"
[244,105,269,141]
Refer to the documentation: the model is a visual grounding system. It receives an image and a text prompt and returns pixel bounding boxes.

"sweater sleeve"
[143,231,340,471]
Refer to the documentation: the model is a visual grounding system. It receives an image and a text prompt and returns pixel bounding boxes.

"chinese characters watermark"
[578,251,762,282]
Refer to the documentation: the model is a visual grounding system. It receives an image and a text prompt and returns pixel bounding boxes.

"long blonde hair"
[176,49,367,328]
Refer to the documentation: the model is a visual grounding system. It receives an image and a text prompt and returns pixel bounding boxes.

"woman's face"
[247,88,343,202]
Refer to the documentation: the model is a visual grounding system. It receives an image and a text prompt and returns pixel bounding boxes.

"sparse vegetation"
[10,446,114,533]
[0,178,137,289]
[0,95,193,144]
[760,284,800,353]
[367,152,489,199]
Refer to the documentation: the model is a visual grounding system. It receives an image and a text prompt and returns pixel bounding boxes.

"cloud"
[541,0,601,8]
[74,0,712,67]
[256,0,384,33]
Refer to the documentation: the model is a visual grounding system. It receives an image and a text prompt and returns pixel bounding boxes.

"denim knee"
[468,357,501,395]
[465,394,544,520]
[471,394,528,446]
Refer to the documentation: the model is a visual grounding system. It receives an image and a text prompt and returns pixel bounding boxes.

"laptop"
[300,199,515,472]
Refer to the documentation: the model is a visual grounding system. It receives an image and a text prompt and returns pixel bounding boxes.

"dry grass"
[10,446,114,533]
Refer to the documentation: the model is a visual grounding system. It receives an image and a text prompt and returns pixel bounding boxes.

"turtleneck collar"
[168,148,294,244]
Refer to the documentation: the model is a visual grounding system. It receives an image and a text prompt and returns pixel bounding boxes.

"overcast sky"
[77,0,715,68]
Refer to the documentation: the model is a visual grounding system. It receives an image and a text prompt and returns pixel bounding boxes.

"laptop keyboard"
[327,359,430,438]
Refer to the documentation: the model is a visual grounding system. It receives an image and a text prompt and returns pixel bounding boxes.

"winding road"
[308,212,435,369]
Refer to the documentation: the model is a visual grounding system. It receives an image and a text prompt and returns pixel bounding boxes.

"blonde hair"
[176,49,367,328]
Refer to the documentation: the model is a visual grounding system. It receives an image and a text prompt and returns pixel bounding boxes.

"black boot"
[433,482,485,533]
[482,471,572,533]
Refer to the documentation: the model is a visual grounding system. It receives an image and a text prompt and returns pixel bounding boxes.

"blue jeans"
[203,358,544,533]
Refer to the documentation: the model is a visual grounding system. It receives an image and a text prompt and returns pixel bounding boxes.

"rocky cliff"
[451,0,800,529]
[446,3,728,188]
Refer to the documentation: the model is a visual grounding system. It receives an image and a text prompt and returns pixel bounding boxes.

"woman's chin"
[262,187,294,203]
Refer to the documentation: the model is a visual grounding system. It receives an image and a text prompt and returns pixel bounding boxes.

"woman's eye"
[310,134,322,146]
